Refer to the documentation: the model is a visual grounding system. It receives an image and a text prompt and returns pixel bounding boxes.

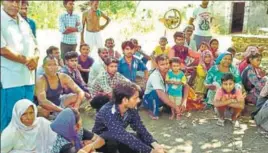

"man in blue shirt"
[92,83,166,153]
[118,41,149,83]
[19,1,37,38]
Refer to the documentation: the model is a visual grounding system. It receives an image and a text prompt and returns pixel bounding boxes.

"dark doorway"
[231,2,245,33]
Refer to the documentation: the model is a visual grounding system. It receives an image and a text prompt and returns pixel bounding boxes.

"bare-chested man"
[35,56,85,118]
[81,0,110,54]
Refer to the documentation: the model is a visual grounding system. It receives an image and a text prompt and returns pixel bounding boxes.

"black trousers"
[96,133,147,153]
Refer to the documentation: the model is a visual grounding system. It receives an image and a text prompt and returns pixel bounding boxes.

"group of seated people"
[1,29,268,153]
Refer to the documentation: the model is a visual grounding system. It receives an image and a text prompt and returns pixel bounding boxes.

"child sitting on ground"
[105,37,121,59]
[213,73,245,127]
[166,57,187,120]
[151,36,170,69]
[209,39,219,58]
[193,50,214,100]
[78,43,94,83]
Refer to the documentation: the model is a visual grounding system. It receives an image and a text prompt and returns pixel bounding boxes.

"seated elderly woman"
[50,108,105,153]
[205,51,242,107]
[1,99,56,153]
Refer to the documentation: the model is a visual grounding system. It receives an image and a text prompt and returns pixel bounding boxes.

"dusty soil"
[80,105,268,153]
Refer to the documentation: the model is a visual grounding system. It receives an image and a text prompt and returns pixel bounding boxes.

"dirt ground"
[80,104,268,153]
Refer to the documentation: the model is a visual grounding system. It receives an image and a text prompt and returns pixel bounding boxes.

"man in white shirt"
[87,48,108,85]
[1,0,39,132]
[188,0,213,49]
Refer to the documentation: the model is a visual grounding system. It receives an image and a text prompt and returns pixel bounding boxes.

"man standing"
[1,0,39,131]
[81,0,110,56]
[19,0,37,38]
[59,0,82,59]
[188,0,213,49]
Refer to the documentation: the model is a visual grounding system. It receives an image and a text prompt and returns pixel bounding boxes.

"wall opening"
[231,2,245,33]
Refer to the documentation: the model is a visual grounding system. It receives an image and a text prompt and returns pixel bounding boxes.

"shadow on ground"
[80,105,268,153]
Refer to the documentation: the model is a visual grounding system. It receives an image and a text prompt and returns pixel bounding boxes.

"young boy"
[78,43,94,83]
[166,57,187,120]
[59,0,82,59]
[105,38,121,59]
[61,51,91,99]
[213,73,245,127]
[151,37,170,69]
[81,0,110,55]
[118,41,149,83]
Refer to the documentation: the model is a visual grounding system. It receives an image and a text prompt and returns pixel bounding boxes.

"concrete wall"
[210,1,268,34]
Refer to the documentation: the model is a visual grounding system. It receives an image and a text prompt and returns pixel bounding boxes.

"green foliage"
[28,1,137,29]
[28,1,64,29]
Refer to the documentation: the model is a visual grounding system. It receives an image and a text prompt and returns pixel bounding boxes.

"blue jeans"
[143,90,163,117]
[193,34,212,49]
[1,85,34,132]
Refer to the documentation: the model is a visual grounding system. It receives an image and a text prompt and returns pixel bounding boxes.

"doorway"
[231,2,245,33]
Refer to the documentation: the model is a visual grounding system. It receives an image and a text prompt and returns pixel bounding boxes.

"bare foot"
[169,115,175,120]
[149,114,159,120]
[176,114,181,120]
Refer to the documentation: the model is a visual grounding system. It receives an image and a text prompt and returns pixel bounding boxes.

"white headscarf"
[1,99,56,153]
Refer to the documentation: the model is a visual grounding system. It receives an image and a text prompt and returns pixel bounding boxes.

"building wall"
[210,1,268,34]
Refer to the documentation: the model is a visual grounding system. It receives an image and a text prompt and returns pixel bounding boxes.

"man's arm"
[129,110,156,146]
[155,89,177,110]
[36,78,63,112]
[100,11,110,30]
[168,48,175,59]
[62,74,85,109]
[81,12,86,44]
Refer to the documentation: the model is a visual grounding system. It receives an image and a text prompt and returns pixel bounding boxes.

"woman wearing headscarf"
[1,99,56,153]
[238,46,260,74]
[193,50,214,99]
[50,108,105,153]
[205,51,242,106]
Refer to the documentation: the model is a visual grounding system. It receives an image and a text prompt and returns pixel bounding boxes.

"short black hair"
[63,0,75,6]
[79,43,89,51]
[221,73,235,83]
[64,51,78,61]
[169,57,181,65]
[105,38,115,44]
[160,36,167,42]
[46,46,59,56]
[21,0,29,6]
[155,54,169,64]
[112,82,139,105]
[173,31,184,40]
[103,57,119,66]
[42,55,57,66]
[247,52,262,64]
[98,48,107,54]
[121,41,135,50]
[227,47,236,54]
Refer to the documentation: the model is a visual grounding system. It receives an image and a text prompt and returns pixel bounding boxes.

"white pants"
[84,31,103,57]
